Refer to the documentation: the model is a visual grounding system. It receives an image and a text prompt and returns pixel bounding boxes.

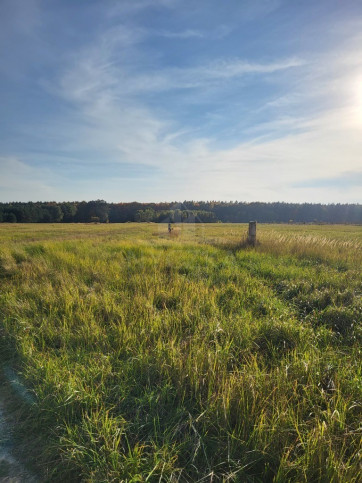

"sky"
[1,0,362,203]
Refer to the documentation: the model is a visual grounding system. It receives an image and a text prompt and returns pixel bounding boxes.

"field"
[0,223,361,482]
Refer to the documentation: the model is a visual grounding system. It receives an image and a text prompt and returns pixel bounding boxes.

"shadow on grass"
[209,236,260,254]
[0,326,80,482]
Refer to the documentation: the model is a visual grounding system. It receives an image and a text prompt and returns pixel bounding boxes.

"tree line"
[0,200,361,224]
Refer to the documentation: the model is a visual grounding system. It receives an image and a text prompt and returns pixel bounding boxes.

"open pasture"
[0,223,361,481]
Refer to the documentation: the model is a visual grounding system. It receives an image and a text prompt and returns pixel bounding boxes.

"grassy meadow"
[0,223,361,482]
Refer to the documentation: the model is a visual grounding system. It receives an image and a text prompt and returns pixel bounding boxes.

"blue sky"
[1,0,362,203]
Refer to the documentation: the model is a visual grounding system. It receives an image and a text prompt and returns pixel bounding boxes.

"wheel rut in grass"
[0,367,38,482]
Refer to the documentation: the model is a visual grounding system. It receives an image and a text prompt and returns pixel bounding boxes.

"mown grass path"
[0,223,361,481]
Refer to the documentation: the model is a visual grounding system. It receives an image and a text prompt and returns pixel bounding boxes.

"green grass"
[0,223,361,481]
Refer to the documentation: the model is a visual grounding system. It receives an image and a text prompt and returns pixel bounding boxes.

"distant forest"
[0,201,361,224]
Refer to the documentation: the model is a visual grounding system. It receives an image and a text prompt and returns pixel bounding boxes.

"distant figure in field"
[168,223,172,234]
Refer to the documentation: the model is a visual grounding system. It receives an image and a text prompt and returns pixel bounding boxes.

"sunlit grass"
[0,223,361,481]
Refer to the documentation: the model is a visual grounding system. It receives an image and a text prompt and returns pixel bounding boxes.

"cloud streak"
[156,29,204,39]
[293,171,362,189]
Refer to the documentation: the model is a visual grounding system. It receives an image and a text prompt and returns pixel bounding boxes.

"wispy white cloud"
[293,171,362,189]
[124,57,305,93]
[156,29,204,39]
[106,0,180,17]
[61,57,303,101]
[137,58,303,92]
[40,22,305,171]
[0,158,59,201]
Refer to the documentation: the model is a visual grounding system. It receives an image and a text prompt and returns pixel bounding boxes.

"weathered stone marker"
[248,221,257,246]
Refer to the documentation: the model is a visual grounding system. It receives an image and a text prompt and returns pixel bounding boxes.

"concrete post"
[248,221,257,246]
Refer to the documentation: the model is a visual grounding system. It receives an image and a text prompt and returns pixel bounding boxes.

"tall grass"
[0,223,361,481]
